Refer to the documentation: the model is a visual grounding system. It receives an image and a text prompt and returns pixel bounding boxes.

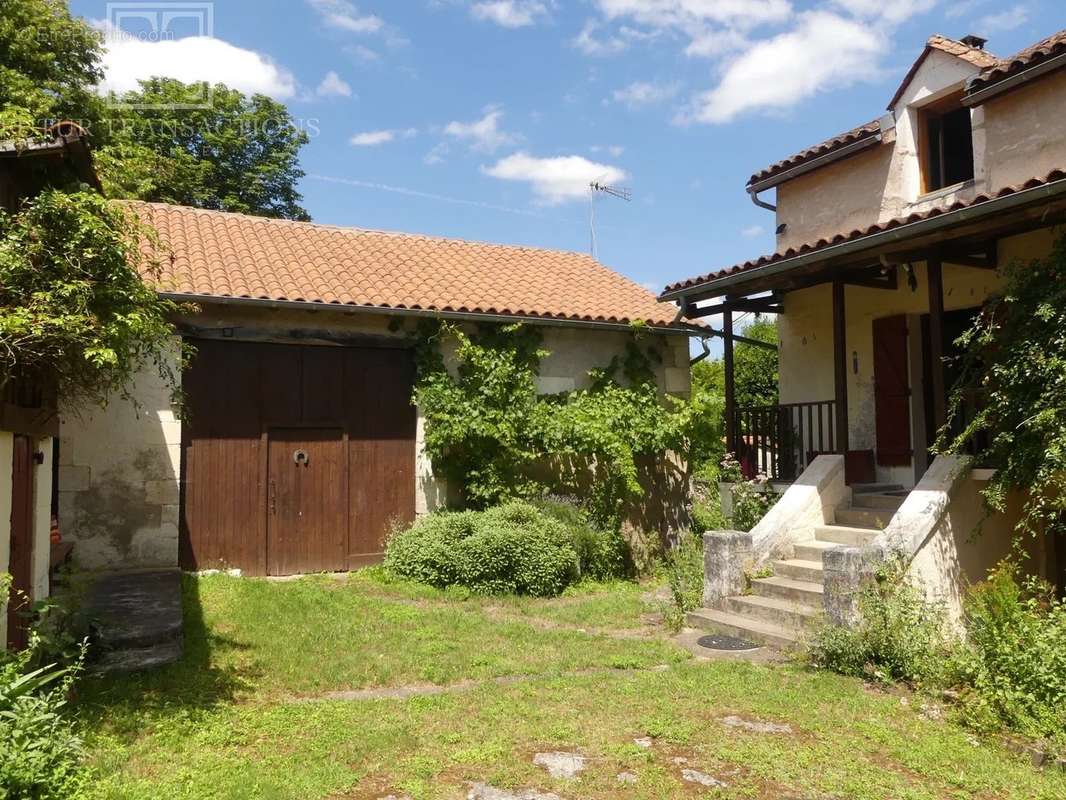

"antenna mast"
[588,180,632,258]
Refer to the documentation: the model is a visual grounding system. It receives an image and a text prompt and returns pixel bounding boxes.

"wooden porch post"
[723,306,736,455]
[832,278,849,454]
[927,257,947,432]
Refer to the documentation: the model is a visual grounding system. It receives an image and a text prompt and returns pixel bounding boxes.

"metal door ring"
[293,449,309,465]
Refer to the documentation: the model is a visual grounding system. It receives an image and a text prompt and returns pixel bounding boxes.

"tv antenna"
[589,179,632,259]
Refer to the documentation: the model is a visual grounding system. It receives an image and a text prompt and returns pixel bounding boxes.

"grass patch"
[78,573,1066,800]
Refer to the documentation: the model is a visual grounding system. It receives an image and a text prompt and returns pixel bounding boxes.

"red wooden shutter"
[873,315,912,467]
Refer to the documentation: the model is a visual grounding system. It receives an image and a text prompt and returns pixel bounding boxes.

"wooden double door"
[181,340,417,576]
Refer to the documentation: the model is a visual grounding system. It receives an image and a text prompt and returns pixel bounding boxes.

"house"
[0,123,99,648]
[57,202,695,579]
[662,30,1066,646]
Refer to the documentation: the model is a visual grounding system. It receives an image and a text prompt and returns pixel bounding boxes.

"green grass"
[78,573,1066,800]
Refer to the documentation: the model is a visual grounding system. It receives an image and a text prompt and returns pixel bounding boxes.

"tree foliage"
[0,0,103,124]
[96,78,311,220]
[941,235,1066,540]
[414,321,697,528]
[733,317,779,408]
[0,189,185,406]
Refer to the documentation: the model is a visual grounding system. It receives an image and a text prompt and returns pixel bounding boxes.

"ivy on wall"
[414,320,705,528]
[940,234,1066,541]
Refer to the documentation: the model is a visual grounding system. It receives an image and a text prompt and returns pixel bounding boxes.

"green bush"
[661,531,704,631]
[385,501,593,597]
[810,561,955,685]
[953,565,1066,743]
[0,577,89,799]
[531,497,631,581]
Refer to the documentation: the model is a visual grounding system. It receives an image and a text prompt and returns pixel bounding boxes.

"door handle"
[270,480,277,515]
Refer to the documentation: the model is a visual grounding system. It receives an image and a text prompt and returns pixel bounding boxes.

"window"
[918,95,974,192]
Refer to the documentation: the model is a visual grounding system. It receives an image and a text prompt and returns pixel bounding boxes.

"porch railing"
[729,400,836,481]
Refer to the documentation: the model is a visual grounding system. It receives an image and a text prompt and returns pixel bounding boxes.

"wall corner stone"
[823,544,886,628]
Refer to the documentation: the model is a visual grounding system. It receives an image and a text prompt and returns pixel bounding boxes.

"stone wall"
[59,304,692,573]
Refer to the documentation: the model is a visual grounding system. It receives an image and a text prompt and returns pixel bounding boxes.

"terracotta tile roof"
[967,28,1066,94]
[662,168,1066,297]
[130,202,686,329]
[747,119,882,186]
[887,34,999,110]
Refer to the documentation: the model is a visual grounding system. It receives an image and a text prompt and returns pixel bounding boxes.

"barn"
[57,203,695,577]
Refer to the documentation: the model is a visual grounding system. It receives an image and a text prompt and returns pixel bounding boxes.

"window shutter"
[873,315,912,467]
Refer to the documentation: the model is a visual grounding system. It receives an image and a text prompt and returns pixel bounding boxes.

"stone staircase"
[687,485,906,649]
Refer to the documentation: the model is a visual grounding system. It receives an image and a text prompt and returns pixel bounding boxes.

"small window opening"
[919,95,974,192]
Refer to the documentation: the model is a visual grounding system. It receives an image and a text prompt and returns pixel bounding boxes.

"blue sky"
[70,0,1059,299]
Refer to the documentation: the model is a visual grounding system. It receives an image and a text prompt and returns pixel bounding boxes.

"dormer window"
[918,93,974,192]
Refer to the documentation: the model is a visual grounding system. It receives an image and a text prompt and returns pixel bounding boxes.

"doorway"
[7,435,34,650]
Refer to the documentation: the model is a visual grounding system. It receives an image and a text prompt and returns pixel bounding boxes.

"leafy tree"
[733,317,779,408]
[0,0,103,124]
[0,189,185,406]
[96,79,311,220]
[942,236,1066,542]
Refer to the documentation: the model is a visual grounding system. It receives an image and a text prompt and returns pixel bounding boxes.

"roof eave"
[964,49,1066,106]
[160,292,697,336]
[746,123,887,194]
[660,175,1066,302]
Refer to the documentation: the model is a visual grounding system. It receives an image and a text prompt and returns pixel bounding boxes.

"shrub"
[532,497,631,581]
[810,560,955,685]
[953,565,1066,743]
[661,531,704,631]
[0,577,89,799]
[719,454,777,532]
[385,502,583,597]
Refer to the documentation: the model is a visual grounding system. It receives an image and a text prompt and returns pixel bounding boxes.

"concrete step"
[686,607,800,649]
[93,640,184,675]
[814,524,880,546]
[851,492,906,511]
[793,539,839,562]
[719,594,823,632]
[773,558,824,583]
[851,483,904,494]
[750,575,824,605]
[87,570,184,673]
[834,506,894,528]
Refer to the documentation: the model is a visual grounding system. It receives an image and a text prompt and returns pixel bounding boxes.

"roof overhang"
[963,49,1066,106]
[160,292,700,336]
[661,175,1066,303]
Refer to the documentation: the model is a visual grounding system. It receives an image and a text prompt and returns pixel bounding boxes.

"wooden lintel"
[881,241,999,271]
[842,265,899,290]
[686,300,783,318]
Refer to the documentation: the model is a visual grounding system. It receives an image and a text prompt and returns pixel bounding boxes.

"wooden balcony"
[729,400,836,481]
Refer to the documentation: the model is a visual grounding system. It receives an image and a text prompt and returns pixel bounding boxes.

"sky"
[68,0,1060,306]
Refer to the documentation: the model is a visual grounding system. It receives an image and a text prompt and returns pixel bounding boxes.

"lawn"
[78,572,1066,800]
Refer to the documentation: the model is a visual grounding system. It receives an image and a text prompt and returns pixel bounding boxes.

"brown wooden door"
[873,315,913,467]
[7,435,34,650]
[267,428,347,575]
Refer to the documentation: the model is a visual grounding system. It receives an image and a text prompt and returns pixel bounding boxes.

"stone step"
[793,539,839,562]
[686,607,799,649]
[851,482,904,494]
[750,575,824,605]
[851,492,906,511]
[92,639,184,674]
[719,594,822,632]
[834,506,894,528]
[814,524,880,546]
[773,558,824,583]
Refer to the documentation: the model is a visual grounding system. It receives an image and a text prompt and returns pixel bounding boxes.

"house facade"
[662,30,1066,645]
[58,202,694,578]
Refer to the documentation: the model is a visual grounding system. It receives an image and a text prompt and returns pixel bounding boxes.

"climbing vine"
[0,188,186,407]
[940,233,1066,541]
[414,320,701,528]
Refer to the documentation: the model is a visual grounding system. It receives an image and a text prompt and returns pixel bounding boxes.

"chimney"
[961,34,988,50]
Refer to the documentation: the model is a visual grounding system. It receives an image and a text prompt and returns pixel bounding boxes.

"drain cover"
[696,634,760,651]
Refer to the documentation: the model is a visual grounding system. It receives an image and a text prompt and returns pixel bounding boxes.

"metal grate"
[696,634,760,651]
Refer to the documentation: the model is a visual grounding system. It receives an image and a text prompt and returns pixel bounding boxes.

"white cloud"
[741,224,765,237]
[307,0,383,33]
[679,11,884,124]
[944,0,987,19]
[443,108,517,152]
[829,0,936,25]
[97,29,297,99]
[591,144,626,157]
[976,5,1029,34]
[316,71,352,97]
[573,19,629,55]
[611,80,679,108]
[471,1,549,28]
[685,27,749,58]
[350,128,417,146]
[483,152,626,204]
[593,0,793,30]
